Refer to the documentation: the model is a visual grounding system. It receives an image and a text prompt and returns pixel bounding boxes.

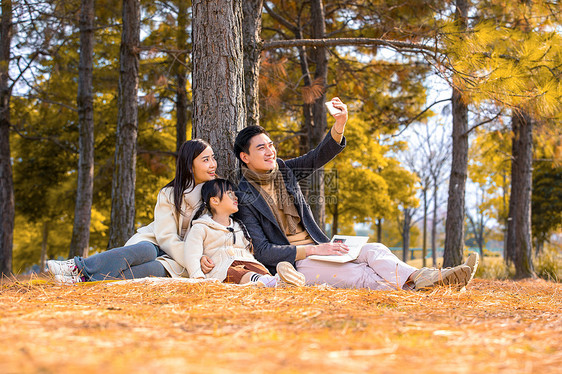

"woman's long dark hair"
[193,179,253,253]
[165,139,211,216]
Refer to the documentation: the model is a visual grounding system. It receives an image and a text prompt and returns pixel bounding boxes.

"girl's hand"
[200,255,215,274]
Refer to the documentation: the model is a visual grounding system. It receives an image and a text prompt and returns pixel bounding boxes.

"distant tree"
[426,127,451,267]
[403,123,450,267]
[532,126,562,254]
[532,160,562,254]
[192,0,245,177]
[398,207,418,262]
[465,187,492,257]
[108,0,140,248]
[505,111,535,278]
[0,0,13,275]
[174,0,189,152]
[69,0,95,258]
[468,124,511,260]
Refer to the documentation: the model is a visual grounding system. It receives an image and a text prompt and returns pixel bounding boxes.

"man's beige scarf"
[242,164,301,235]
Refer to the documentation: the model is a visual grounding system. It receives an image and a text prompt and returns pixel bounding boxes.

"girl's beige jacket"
[184,214,261,281]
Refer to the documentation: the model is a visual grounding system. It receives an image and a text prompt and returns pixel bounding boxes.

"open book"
[307,235,369,263]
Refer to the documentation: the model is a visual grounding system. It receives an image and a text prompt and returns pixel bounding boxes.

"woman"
[47,139,217,284]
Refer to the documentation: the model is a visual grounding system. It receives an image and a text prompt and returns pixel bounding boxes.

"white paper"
[307,235,369,263]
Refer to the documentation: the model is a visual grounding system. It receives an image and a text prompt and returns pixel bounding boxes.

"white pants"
[296,243,417,290]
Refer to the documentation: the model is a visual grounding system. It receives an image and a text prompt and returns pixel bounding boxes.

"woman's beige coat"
[125,184,202,278]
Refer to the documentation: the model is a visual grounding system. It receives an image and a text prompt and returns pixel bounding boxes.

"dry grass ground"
[0,276,561,374]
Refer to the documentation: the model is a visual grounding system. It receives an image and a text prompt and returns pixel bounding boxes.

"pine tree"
[174,0,189,152]
[108,0,140,248]
[69,0,95,258]
[0,0,14,276]
[192,0,245,178]
[443,0,470,268]
[242,0,264,128]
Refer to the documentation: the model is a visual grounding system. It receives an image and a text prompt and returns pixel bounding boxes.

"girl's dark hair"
[165,139,211,216]
[193,178,253,253]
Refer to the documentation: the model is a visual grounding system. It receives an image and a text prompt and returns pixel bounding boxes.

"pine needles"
[0,278,560,373]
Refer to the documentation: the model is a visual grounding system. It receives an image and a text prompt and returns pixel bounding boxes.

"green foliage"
[468,126,512,232]
[10,1,179,268]
[474,246,562,282]
[475,257,515,280]
[532,161,562,245]
[535,244,562,282]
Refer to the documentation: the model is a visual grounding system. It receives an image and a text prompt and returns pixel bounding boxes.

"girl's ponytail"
[191,202,206,222]
[233,217,254,254]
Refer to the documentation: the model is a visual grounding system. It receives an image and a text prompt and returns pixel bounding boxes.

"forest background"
[0,0,560,280]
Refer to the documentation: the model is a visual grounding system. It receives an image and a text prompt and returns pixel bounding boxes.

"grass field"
[1,275,560,374]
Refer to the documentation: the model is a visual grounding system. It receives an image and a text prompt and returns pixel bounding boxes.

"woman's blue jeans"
[74,241,168,281]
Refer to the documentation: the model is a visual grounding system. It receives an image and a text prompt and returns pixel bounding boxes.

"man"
[232,97,477,290]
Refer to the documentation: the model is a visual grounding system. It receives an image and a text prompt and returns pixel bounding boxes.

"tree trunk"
[175,0,189,152]
[0,0,14,276]
[294,28,315,192]
[331,201,338,235]
[402,209,411,262]
[443,84,468,267]
[505,143,518,265]
[108,0,140,248]
[242,0,263,128]
[422,188,427,267]
[506,111,536,279]
[40,221,49,272]
[376,218,382,243]
[192,0,245,179]
[431,183,438,266]
[69,0,95,258]
[308,0,328,229]
[477,213,484,256]
[443,0,469,268]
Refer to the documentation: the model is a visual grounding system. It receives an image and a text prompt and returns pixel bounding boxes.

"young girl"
[47,139,217,284]
[184,179,305,287]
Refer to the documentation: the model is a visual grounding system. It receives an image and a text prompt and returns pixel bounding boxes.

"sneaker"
[463,252,479,281]
[413,265,471,290]
[275,262,306,287]
[47,259,80,277]
[256,274,278,287]
[54,274,85,285]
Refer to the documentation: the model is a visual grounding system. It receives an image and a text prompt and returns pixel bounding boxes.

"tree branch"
[382,98,452,141]
[263,2,297,34]
[11,125,78,153]
[263,37,438,54]
[19,94,78,112]
[465,110,503,135]
[137,148,177,157]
